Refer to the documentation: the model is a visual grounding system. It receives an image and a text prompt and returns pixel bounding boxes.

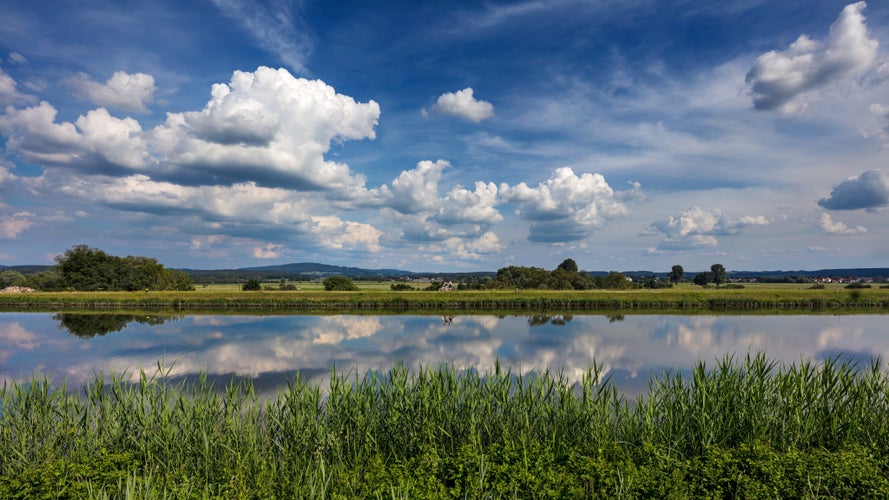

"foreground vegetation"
[3,354,889,498]
[2,283,889,313]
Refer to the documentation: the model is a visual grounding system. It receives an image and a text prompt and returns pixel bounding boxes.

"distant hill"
[240,262,415,276]
[180,262,418,283]
[4,262,887,283]
[0,265,53,274]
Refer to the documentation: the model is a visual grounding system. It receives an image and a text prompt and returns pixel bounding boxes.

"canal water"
[1,313,886,396]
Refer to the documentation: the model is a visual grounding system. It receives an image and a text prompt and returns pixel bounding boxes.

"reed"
[2,354,889,498]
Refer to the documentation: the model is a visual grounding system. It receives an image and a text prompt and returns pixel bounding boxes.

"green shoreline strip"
[2,288,889,312]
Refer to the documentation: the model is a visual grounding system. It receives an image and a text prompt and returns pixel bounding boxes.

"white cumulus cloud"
[151,67,380,191]
[0,66,34,105]
[427,88,494,122]
[746,2,878,114]
[66,71,156,112]
[500,167,633,242]
[310,215,383,252]
[645,207,770,251]
[817,212,867,234]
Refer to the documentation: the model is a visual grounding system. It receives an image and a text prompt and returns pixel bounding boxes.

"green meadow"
[1,282,888,313]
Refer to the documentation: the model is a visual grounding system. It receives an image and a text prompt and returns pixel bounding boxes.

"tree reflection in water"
[54,313,181,338]
[527,315,574,326]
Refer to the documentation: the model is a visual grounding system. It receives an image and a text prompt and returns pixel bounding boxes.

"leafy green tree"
[0,270,26,288]
[668,265,684,284]
[548,268,575,290]
[54,245,194,291]
[601,271,631,289]
[710,263,727,287]
[21,270,63,291]
[492,266,551,289]
[693,272,712,287]
[160,269,195,291]
[55,245,117,291]
[323,276,359,291]
[242,278,262,291]
[556,258,579,273]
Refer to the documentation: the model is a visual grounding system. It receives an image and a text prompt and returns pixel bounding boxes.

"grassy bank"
[1,284,889,313]
[2,354,889,498]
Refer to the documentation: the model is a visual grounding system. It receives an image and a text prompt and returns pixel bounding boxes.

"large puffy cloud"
[0,102,149,172]
[2,67,381,191]
[53,172,384,252]
[645,207,769,251]
[817,213,867,234]
[435,181,502,225]
[310,215,383,252]
[426,88,494,122]
[746,2,878,113]
[817,169,889,210]
[65,71,156,112]
[357,160,504,245]
[151,67,380,190]
[424,231,502,261]
[57,173,311,223]
[500,167,632,242]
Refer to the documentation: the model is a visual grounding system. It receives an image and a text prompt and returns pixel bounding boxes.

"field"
[3,354,889,498]
[1,282,888,313]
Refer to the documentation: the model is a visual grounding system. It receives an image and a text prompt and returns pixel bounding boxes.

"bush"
[390,283,415,291]
[242,278,262,291]
[323,276,359,291]
[844,283,871,289]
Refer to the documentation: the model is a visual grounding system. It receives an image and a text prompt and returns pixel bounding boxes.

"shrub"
[242,278,262,291]
[845,283,871,289]
[323,276,359,291]
[390,283,415,291]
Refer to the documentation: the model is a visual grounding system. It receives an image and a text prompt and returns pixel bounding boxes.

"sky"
[1,0,888,273]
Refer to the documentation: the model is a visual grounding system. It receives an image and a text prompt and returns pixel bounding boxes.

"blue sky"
[1,0,888,272]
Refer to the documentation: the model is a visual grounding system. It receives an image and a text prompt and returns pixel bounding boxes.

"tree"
[556,258,579,273]
[710,263,726,287]
[323,276,359,291]
[602,271,631,290]
[0,270,26,288]
[668,265,684,284]
[242,278,262,291]
[693,272,712,287]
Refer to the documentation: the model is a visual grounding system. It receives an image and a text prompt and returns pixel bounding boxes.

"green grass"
[3,354,889,498]
[2,282,889,314]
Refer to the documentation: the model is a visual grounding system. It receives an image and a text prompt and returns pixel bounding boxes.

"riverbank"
[2,355,888,498]
[1,285,888,312]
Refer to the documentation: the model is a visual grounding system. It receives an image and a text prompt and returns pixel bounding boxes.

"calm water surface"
[1,313,887,396]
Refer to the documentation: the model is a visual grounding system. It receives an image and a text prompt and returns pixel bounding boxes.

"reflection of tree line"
[527,315,574,326]
[54,313,182,338]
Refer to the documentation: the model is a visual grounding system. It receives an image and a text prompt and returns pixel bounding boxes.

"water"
[1,312,886,396]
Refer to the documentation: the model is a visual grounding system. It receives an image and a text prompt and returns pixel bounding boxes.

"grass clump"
[3,354,889,498]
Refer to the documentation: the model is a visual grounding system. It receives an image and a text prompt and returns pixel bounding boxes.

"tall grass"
[3,354,889,498]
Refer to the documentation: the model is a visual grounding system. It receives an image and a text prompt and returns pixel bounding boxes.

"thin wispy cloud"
[211,0,314,74]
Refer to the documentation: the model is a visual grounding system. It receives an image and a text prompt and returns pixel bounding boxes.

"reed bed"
[3,355,889,498]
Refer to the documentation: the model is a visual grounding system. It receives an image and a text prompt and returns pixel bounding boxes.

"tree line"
[0,245,193,291]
